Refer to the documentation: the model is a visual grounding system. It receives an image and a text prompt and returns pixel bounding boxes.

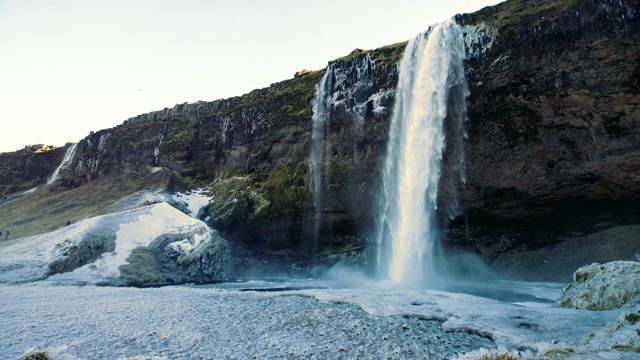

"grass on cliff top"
[464,0,582,30]
[333,41,407,66]
[211,40,407,124]
[0,170,169,241]
[211,69,326,124]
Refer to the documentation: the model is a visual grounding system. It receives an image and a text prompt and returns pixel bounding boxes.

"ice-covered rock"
[556,261,640,310]
[171,189,213,218]
[0,202,231,286]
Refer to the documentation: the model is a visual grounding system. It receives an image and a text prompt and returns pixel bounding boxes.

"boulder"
[556,261,640,310]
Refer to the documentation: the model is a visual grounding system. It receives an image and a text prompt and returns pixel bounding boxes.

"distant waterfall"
[309,66,334,257]
[375,20,469,286]
[47,143,79,185]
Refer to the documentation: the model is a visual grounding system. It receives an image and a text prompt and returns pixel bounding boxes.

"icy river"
[2,279,638,359]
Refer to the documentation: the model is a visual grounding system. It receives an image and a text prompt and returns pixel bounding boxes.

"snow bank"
[0,212,121,283]
[556,261,640,310]
[105,190,176,213]
[172,189,213,218]
[0,202,231,286]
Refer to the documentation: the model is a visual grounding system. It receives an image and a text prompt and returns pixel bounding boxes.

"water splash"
[47,143,79,185]
[309,66,334,257]
[375,20,469,287]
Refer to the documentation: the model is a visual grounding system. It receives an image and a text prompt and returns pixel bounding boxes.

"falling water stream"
[309,66,334,257]
[376,20,469,286]
[47,143,79,185]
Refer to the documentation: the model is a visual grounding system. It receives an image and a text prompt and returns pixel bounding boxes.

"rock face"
[490,225,640,282]
[556,261,640,310]
[456,0,640,257]
[0,144,68,195]
[1,0,639,264]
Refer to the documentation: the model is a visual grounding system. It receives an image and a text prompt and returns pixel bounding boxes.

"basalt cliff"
[1,0,639,279]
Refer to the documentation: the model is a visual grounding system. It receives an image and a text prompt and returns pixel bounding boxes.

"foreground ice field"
[1,279,638,359]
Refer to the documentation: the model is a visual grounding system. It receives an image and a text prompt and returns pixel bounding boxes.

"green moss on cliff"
[207,166,310,224]
[255,165,310,218]
[205,166,311,251]
[334,48,368,65]
[464,0,582,32]
[215,69,326,126]
[207,176,255,230]
[369,42,407,65]
[333,42,406,67]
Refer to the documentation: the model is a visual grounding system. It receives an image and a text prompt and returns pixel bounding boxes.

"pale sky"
[0,0,503,153]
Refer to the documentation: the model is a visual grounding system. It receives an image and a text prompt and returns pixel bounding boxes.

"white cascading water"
[309,66,334,257]
[376,19,469,286]
[47,143,79,185]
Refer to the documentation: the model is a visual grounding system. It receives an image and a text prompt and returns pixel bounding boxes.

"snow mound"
[171,188,213,218]
[0,211,121,283]
[105,190,177,213]
[556,261,640,310]
[0,202,231,286]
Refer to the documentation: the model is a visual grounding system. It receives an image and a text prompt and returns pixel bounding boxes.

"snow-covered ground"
[48,202,213,285]
[0,202,228,286]
[172,189,213,218]
[1,280,639,359]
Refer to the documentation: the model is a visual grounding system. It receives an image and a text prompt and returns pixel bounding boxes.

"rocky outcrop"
[1,0,638,265]
[118,227,232,286]
[556,261,640,310]
[0,144,68,195]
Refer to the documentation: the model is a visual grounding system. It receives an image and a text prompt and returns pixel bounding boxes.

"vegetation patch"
[476,353,519,360]
[611,339,640,352]
[370,42,407,65]
[463,0,582,32]
[255,165,310,218]
[22,351,53,360]
[213,69,326,127]
[625,312,640,325]
[206,175,256,230]
[333,42,406,67]
[541,347,576,358]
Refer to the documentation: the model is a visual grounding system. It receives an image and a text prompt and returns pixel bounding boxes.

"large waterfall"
[376,20,469,286]
[309,66,334,257]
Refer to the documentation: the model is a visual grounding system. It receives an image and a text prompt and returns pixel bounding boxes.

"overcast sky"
[0,0,503,153]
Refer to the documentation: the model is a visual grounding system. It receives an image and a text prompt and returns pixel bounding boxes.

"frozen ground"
[0,202,223,286]
[1,280,639,359]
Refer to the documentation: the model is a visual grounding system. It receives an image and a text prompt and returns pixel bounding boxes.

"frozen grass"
[22,351,52,360]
